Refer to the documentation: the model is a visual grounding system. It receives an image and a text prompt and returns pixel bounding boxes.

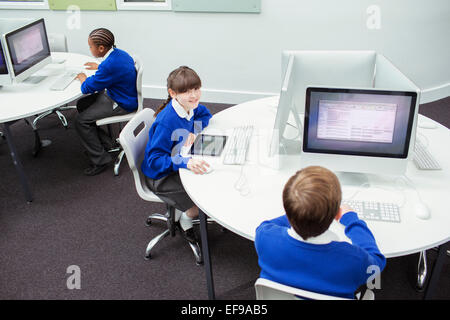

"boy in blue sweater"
[255,166,386,299]
[75,28,137,176]
[141,66,212,246]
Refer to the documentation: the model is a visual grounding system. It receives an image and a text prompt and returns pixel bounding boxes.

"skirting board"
[421,83,450,104]
[143,85,277,105]
[143,83,450,105]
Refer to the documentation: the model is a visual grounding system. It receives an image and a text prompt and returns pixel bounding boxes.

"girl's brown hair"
[283,166,342,240]
[154,66,202,117]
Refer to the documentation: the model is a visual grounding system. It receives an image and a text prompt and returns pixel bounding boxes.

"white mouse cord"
[234,163,251,196]
[395,175,424,204]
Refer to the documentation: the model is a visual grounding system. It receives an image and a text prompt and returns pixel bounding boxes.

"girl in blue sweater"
[75,28,138,176]
[141,66,212,245]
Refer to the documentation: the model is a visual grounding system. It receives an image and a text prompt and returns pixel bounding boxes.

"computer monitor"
[269,50,377,156]
[2,18,51,83]
[300,87,418,178]
[0,39,11,86]
[281,50,376,114]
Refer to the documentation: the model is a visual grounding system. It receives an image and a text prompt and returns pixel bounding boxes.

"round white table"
[0,52,95,202]
[180,96,450,299]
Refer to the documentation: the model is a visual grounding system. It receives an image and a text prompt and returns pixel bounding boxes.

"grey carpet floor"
[0,97,449,300]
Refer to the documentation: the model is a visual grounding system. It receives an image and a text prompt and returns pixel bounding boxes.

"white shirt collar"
[101,47,114,62]
[172,98,194,121]
[287,227,339,245]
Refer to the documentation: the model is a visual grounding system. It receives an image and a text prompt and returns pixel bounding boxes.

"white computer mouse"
[414,202,431,220]
[204,164,214,174]
[418,121,437,129]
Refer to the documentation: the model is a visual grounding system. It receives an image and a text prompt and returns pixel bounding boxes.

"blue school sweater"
[254,213,386,299]
[141,101,212,180]
[81,48,138,112]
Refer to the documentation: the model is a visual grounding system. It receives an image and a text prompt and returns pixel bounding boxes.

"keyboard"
[223,125,253,165]
[50,71,78,91]
[342,199,401,223]
[413,138,441,170]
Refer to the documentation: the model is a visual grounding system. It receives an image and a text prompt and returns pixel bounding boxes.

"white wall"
[1,0,449,104]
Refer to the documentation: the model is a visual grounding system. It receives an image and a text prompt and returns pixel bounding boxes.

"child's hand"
[84,62,99,70]
[335,204,354,221]
[187,158,209,175]
[76,73,87,84]
[185,133,197,147]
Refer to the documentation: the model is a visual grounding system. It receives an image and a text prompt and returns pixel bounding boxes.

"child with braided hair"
[75,28,138,176]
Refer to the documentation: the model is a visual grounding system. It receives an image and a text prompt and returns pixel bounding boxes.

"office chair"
[118,108,203,265]
[254,278,374,300]
[96,55,144,176]
[32,33,74,131]
[416,248,450,291]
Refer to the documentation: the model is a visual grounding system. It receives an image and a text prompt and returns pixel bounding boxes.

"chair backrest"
[133,56,144,113]
[254,278,350,300]
[48,33,68,52]
[119,108,162,203]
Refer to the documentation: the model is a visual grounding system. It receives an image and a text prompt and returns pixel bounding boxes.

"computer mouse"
[418,121,437,129]
[414,202,431,220]
[204,164,214,174]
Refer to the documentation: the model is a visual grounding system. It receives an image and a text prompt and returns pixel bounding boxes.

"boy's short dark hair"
[283,166,341,240]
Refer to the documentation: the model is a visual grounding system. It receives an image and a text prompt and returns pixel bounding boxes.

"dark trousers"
[75,91,127,166]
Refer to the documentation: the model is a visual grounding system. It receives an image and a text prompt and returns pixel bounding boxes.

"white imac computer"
[270,50,377,155]
[0,39,12,87]
[300,87,418,180]
[1,18,51,84]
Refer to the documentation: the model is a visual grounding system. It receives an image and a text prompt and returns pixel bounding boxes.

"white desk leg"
[199,209,215,300]
[2,122,33,203]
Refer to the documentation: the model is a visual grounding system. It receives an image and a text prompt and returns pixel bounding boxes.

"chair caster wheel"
[144,254,151,260]
[145,218,152,226]
[196,260,204,266]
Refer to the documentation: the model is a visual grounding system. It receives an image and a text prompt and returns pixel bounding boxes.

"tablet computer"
[190,134,227,157]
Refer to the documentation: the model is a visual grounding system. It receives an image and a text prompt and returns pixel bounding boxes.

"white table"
[180,96,450,299]
[0,52,94,202]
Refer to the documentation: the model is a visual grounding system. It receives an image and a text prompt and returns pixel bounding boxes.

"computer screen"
[4,18,50,77]
[269,51,377,156]
[0,41,8,75]
[303,87,417,159]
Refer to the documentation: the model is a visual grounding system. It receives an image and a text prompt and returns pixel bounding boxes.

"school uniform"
[76,47,137,168]
[255,213,386,299]
[141,98,212,211]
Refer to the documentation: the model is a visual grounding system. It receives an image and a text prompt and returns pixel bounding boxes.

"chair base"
[144,212,204,265]
[416,250,428,291]
[33,105,75,130]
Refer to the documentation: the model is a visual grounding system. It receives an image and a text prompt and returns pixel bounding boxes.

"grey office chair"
[32,33,74,131]
[255,278,374,300]
[118,108,202,265]
[96,55,144,176]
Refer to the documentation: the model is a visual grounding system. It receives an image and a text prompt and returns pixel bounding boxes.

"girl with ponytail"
[141,66,212,246]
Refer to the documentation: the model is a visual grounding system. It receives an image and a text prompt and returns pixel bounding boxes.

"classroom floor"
[0,97,449,300]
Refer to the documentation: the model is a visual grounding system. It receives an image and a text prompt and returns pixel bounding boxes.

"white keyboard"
[50,71,78,91]
[413,138,441,170]
[342,199,401,223]
[223,125,253,165]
